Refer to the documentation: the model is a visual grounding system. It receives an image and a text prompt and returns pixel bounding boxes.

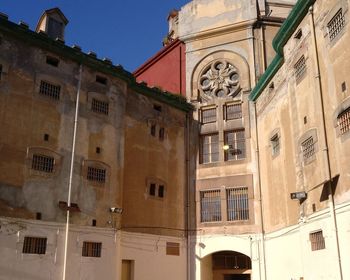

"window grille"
[310,230,325,251]
[224,130,245,161]
[328,9,345,41]
[39,80,61,100]
[32,154,54,173]
[87,166,106,183]
[338,107,350,135]
[200,134,219,164]
[22,237,47,254]
[271,134,280,156]
[225,103,242,120]
[200,190,222,222]
[166,242,180,256]
[301,136,315,161]
[294,55,306,82]
[201,107,217,124]
[96,75,107,85]
[82,241,102,257]
[91,98,109,115]
[226,187,249,221]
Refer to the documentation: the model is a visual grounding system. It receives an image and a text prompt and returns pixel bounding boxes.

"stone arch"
[191,51,251,102]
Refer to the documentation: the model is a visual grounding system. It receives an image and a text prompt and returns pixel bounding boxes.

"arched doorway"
[201,251,251,280]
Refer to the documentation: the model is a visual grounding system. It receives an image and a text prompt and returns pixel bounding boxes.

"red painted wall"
[133,39,186,96]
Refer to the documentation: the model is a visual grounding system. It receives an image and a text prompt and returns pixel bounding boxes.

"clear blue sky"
[0,0,189,72]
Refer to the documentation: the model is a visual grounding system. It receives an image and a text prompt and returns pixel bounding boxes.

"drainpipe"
[62,64,83,280]
[185,113,191,280]
[252,102,267,280]
[308,6,343,280]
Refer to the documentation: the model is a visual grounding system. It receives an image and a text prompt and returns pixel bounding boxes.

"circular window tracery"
[199,60,240,100]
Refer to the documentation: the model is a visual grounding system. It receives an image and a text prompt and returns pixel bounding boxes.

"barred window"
[200,134,219,164]
[39,80,61,100]
[301,136,315,161]
[200,107,216,124]
[328,9,345,42]
[225,103,242,120]
[310,230,325,251]
[294,55,306,82]
[22,237,47,254]
[226,187,249,221]
[91,98,109,115]
[87,166,106,183]
[224,130,245,161]
[338,107,350,135]
[32,154,54,173]
[200,189,221,222]
[271,134,280,156]
[166,242,180,256]
[82,241,102,257]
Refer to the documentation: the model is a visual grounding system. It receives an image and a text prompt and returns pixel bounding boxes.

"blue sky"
[0,0,189,72]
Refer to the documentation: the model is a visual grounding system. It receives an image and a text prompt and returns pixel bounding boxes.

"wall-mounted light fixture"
[109,207,123,214]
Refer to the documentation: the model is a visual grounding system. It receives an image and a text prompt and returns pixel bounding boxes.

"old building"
[0,8,192,280]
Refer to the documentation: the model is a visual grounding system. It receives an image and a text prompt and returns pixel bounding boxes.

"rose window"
[199,60,240,99]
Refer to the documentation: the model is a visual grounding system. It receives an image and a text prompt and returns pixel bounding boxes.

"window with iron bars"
[327,9,345,42]
[32,154,54,173]
[224,130,245,161]
[301,136,315,161]
[82,241,102,257]
[200,107,217,124]
[294,55,306,82]
[338,107,350,135]
[87,166,106,183]
[226,187,249,221]
[310,230,325,251]
[213,251,251,270]
[22,236,47,254]
[200,189,222,222]
[39,80,61,100]
[200,133,219,164]
[225,103,242,120]
[271,134,280,156]
[91,98,109,115]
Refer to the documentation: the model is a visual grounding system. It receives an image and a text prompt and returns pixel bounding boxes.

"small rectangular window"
[153,104,162,112]
[46,56,59,67]
[338,107,350,135]
[200,134,219,164]
[271,134,280,156]
[82,241,102,257]
[91,98,109,115]
[149,183,156,196]
[158,185,164,198]
[226,187,249,221]
[225,103,242,120]
[159,128,165,141]
[32,154,54,173]
[22,237,47,254]
[87,166,106,183]
[200,107,216,124]
[200,189,221,222]
[310,230,325,251]
[301,136,315,161]
[328,9,345,42]
[96,75,107,85]
[166,242,180,256]
[294,55,306,82]
[294,28,303,39]
[39,80,61,100]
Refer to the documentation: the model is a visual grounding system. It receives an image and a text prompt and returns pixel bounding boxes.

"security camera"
[109,207,123,214]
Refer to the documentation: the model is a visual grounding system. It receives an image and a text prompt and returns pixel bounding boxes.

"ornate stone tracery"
[199,60,240,101]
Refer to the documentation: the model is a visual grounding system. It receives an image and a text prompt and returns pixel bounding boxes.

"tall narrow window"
[226,187,249,221]
[39,80,61,100]
[32,154,54,173]
[301,136,315,161]
[225,103,242,120]
[327,9,345,42]
[294,55,306,82]
[22,237,47,254]
[337,107,350,135]
[224,130,245,161]
[82,241,102,257]
[200,107,216,124]
[200,134,219,164]
[310,230,325,251]
[200,190,221,222]
[271,134,280,156]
